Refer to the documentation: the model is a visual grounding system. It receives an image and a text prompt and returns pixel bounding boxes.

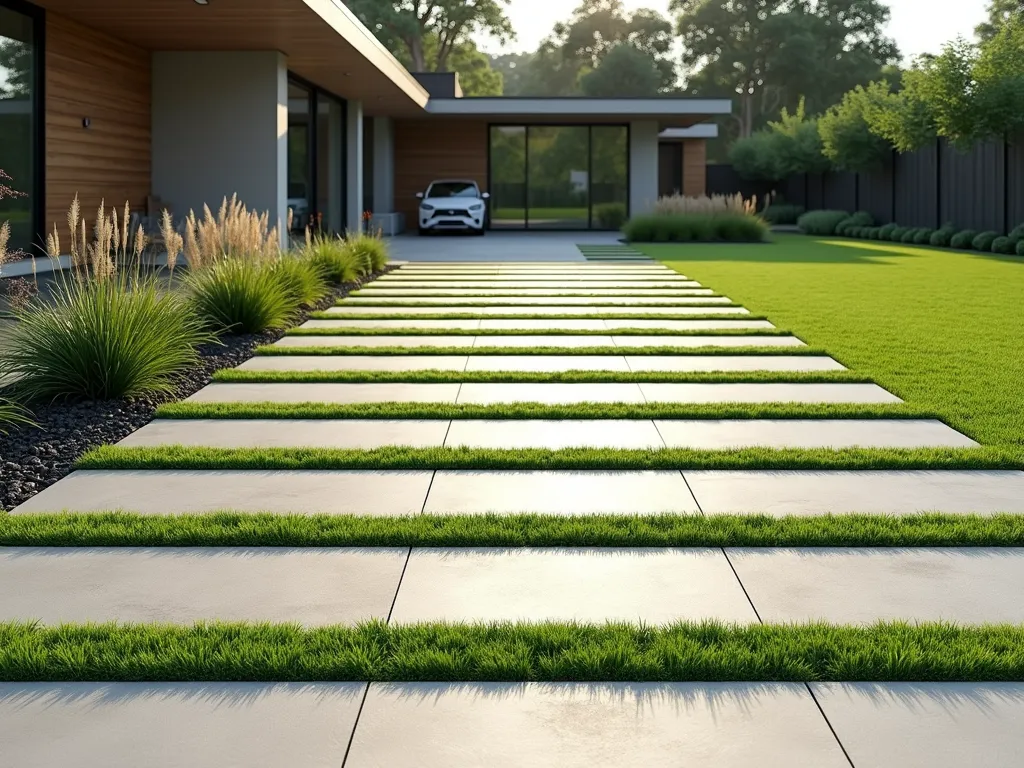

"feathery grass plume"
[65,195,84,275]
[134,224,148,261]
[0,220,10,272]
[46,224,60,262]
[653,193,758,217]
[160,210,182,276]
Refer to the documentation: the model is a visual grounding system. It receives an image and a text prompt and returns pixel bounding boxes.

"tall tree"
[579,43,663,97]
[347,0,514,72]
[975,0,1024,41]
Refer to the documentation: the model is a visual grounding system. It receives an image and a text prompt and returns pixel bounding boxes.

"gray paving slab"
[299,318,482,330]
[603,319,776,330]
[0,547,407,625]
[0,683,365,768]
[325,305,747,316]
[683,470,1024,514]
[238,355,470,371]
[378,275,694,283]
[812,683,1024,768]
[654,419,976,449]
[476,319,609,330]
[728,547,1024,623]
[457,382,645,404]
[390,548,757,623]
[12,470,434,515]
[185,382,462,403]
[272,335,476,348]
[118,420,452,449]
[345,293,719,302]
[346,682,848,768]
[445,420,665,449]
[423,470,699,514]
[352,288,715,296]
[639,382,901,403]
[626,355,844,371]
[464,355,630,372]
[470,334,617,348]
[612,335,806,348]
[362,281,704,289]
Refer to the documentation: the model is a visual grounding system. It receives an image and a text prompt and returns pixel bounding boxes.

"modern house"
[0,0,729,252]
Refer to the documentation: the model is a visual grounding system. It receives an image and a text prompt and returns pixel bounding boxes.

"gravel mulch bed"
[0,267,395,511]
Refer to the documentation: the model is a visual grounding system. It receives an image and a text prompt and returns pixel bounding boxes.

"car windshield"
[427,182,479,198]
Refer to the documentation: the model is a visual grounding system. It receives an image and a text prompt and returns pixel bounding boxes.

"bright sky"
[481,0,990,62]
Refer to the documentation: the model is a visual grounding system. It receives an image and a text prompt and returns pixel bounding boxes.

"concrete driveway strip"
[0,683,365,768]
[639,382,901,403]
[810,683,1024,768]
[343,293,720,302]
[463,354,631,372]
[345,682,849,768]
[612,335,806,348]
[0,547,408,625]
[683,470,1024,514]
[389,548,758,624]
[185,382,462,403]
[11,470,435,515]
[444,420,665,450]
[271,334,477,348]
[324,304,747,315]
[727,547,1024,624]
[298,318,482,330]
[237,355,471,371]
[626,355,845,371]
[456,382,645,404]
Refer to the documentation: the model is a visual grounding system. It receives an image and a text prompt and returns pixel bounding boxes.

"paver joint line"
[804,683,858,768]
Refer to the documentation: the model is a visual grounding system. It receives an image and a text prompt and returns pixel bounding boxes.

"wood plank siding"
[393,119,488,224]
[44,13,151,234]
[682,139,707,197]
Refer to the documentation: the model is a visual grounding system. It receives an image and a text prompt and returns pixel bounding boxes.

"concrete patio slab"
[444,420,665,449]
[298,319,482,330]
[272,335,477,348]
[603,319,776,330]
[639,382,901,403]
[352,288,715,296]
[423,471,699,514]
[471,335,618,347]
[326,305,746,315]
[463,355,630,372]
[0,682,365,768]
[11,470,435,515]
[390,548,757,623]
[377,275,694,282]
[238,355,470,371]
[612,335,806,348]
[0,547,407,625]
[478,319,609,330]
[683,470,1024,514]
[185,382,462,403]
[456,382,645,404]
[728,547,1024,623]
[345,292,719,301]
[812,683,1024,768]
[626,355,844,371]
[118,420,452,449]
[362,281,704,289]
[655,419,976,449]
[346,682,848,768]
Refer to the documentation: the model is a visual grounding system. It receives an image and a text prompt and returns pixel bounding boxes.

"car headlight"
[420,204,435,212]
[469,203,484,212]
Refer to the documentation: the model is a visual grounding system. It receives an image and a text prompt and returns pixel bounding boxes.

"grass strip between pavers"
[5,512,1024,548]
[284,327,790,337]
[3,620,1024,682]
[211,369,871,385]
[255,345,829,357]
[154,401,933,421]
[76,445,1021,471]
[312,312,757,321]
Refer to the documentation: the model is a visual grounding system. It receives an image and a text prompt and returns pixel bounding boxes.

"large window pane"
[527,126,589,229]
[316,94,344,233]
[287,81,312,233]
[591,126,629,230]
[0,4,36,253]
[489,126,525,229]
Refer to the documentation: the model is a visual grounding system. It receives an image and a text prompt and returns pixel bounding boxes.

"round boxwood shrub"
[836,211,874,236]
[913,228,934,245]
[888,226,906,242]
[950,229,978,249]
[1017,239,1024,256]
[797,210,850,235]
[762,203,805,225]
[865,227,881,240]
[878,223,898,240]
[930,228,955,247]
[901,229,920,243]
[991,236,1015,254]
[972,231,999,251]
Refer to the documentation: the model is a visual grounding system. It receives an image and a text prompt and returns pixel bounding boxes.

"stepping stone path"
[6,258,1022,764]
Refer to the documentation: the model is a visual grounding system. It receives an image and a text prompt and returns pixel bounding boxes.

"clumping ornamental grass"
[301,232,364,284]
[272,254,330,308]
[3,620,1024,682]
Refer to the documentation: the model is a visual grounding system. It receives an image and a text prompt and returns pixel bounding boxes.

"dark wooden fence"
[708,137,1024,232]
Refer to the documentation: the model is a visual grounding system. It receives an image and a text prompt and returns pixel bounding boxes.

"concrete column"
[152,52,288,236]
[345,100,364,231]
[629,120,660,217]
[372,117,395,213]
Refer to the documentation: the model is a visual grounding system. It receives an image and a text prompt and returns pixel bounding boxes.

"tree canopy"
[975,0,1024,41]
[579,43,663,97]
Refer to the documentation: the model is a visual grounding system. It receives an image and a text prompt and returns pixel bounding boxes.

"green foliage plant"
[819,82,894,170]
[1016,239,1024,256]
[594,202,628,230]
[972,231,999,251]
[622,214,768,243]
[836,211,874,235]
[913,228,935,245]
[991,236,1015,254]
[186,258,295,335]
[797,210,850,235]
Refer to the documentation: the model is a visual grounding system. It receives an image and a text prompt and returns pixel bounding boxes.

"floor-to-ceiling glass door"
[488,124,629,230]
[287,76,345,236]
[0,0,41,253]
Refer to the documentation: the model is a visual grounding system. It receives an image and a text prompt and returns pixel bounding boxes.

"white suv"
[417,179,489,235]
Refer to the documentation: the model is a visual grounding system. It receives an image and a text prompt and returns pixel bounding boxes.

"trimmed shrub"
[1,274,211,401]
[950,229,978,249]
[972,231,999,252]
[866,227,883,240]
[913,228,934,245]
[797,210,849,235]
[991,236,1015,254]
[1009,224,1024,240]
[273,255,329,308]
[930,228,955,247]
[622,213,769,243]
[900,229,920,243]
[1017,239,1024,256]
[835,211,874,236]
[187,258,296,335]
[878,223,898,240]
[761,203,805,225]
[594,202,628,230]
[888,226,907,242]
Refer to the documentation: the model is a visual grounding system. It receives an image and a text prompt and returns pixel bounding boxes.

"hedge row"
[796,210,1024,256]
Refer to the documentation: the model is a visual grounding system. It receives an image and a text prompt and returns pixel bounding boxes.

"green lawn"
[643,235,1024,455]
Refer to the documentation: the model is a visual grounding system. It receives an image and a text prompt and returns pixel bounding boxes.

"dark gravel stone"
[0,267,395,511]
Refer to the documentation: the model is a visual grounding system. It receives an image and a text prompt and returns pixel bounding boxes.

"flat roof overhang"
[423,97,732,129]
[34,0,430,115]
